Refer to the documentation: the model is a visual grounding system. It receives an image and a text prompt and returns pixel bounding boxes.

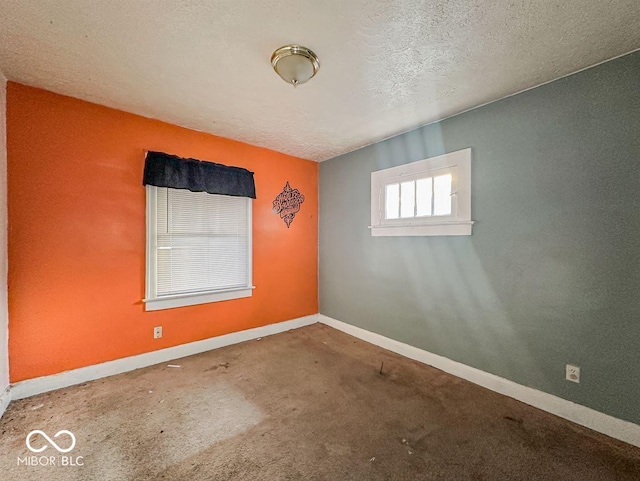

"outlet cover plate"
[566,364,580,383]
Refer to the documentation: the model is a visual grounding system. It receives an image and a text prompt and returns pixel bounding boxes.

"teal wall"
[319,51,640,424]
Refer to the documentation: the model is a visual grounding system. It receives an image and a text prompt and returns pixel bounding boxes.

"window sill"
[144,286,255,311]
[369,221,473,237]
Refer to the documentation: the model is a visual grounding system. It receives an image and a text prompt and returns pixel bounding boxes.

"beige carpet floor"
[1,323,639,480]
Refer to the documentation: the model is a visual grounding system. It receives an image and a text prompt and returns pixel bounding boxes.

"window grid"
[384,173,452,220]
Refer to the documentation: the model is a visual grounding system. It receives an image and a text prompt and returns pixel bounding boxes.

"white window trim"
[370,148,473,237]
[143,185,254,311]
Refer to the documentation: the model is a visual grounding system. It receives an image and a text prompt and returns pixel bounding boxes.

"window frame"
[144,185,254,311]
[370,148,473,237]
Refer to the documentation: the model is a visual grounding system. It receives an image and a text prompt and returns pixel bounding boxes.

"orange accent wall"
[7,82,318,382]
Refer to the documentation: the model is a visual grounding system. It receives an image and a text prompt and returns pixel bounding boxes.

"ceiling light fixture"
[271,45,320,87]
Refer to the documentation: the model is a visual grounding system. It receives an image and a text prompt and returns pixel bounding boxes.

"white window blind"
[145,186,253,310]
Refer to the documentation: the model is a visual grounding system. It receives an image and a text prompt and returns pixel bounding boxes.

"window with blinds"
[145,186,253,311]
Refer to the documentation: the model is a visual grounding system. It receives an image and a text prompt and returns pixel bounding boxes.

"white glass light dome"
[271,45,320,86]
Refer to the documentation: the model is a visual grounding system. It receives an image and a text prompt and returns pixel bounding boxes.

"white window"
[370,148,473,236]
[144,186,253,311]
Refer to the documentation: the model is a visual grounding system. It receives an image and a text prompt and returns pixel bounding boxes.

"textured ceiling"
[0,1,638,161]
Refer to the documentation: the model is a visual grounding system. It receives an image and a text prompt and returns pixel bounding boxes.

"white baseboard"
[318,314,640,448]
[9,312,640,448]
[11,314,318,400]
[0,384,10,418]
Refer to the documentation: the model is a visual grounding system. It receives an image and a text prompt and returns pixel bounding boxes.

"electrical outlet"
[153,326,162,339]
[566,364,580,383]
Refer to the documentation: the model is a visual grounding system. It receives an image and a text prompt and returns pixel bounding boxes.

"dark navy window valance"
[143,151,256,199]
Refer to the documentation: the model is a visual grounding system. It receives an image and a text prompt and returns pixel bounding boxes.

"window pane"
[433,174,452,216]
[416,177,433,217]
[385,183,400,219]
[400,181,415,218]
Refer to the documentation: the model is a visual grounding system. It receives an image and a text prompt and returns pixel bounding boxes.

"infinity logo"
[26,430,76,453]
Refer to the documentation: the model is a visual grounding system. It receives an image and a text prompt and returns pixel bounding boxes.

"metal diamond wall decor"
[272,181,305,228]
